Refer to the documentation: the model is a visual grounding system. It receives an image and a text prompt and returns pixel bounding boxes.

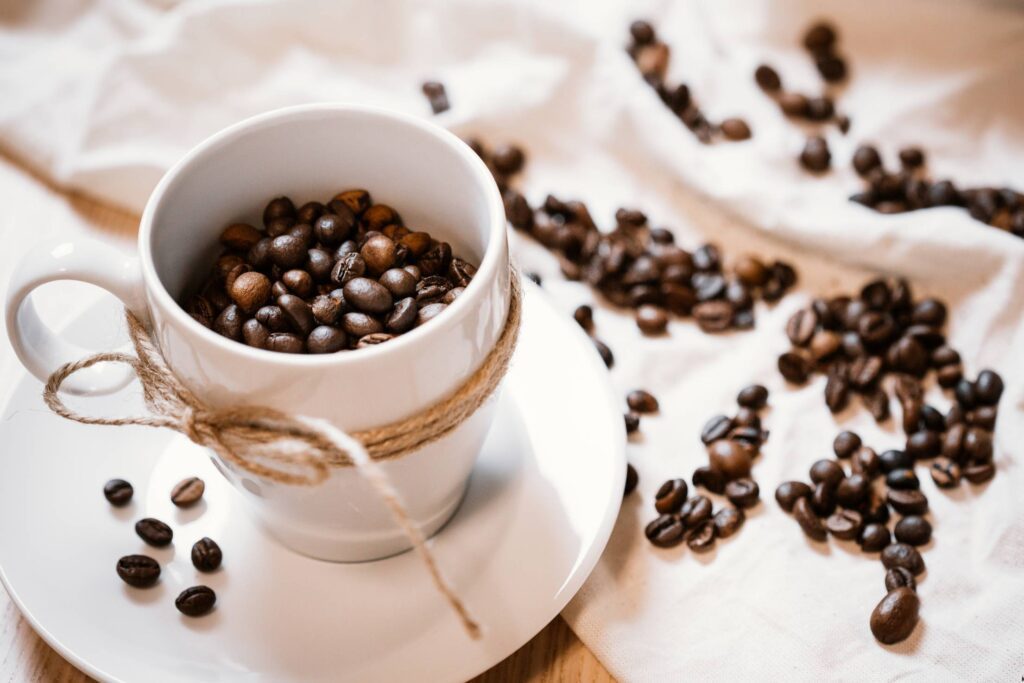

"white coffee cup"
[5,104,511,562]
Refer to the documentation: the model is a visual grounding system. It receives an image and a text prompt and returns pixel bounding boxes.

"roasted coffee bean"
[898,147,925,169]
[709,507,742,539]
[881,542,925,576]
[636,305,669,335]
[833,431,862,459]
[859,523,891,552]
[277,294,315,335]
[573,305,594,332]
[265,216,294,238]
[280,269,313,298]
[305,326,347,354]
[778,352,811,384]
[594,339,614,368]
[692,466,726,494]
[851,446,880,478]
[416,275,452,304]
[269,235,307,269]
[894,516,931,546]
[679,495,713,527]
[734,256,768,287]
[310,295,342,327]
[492,144,525,175]
[627,389,659,413]
[624,412,640,435]
[361,235,398,275]
[379,297,414,334]
[263,196,295,225]
[803,21,836,51]
[685,519,717,552]
[645,514,685,548]
[116,555,161,588]
[754,64,782,92]
[624,464,639,496]
[701,414,734,445]
[825,509,863,540]
[809,459,844,488]
[228,272,271,313]
[135,518,173,547]
[629,19,656,45]
[306,248,334,283]
[886,468,920,491]
[779,92,809,117]
[170,477,205,507]
[775,481,812,513]
[799,135,831,172]
[733,408,761,431]
[356,333,395,349]
[968,406,998,431]
[421,81,450,114]
[191,537,223,572]
[871,587,920,645]
[721,118,752,141]
[929,458,961,488]
[964,428,993,462]
[861,493,891,525]
[416,302,448,327]
[825,368,850,413]
[418,241,452,276]
[693,301,734,333]
[266,332,305,353]
[654,479,689,514]
[736,384,768,409]
[255,305,288,332]
[793,497,827,541]
[104,479,133,506]
[340,277,392,315]
[786,308,817,347]
[297,201,326,224]
[314,211,354,246]
[176,585,217,617]
[836,474,869,508]
[213,305,244,341]
[974,369,1004,405]
[936,364,963,388]
[810,482,837,517]
[708,440,753,480]
[887,489,928,516]
[911,297,946,327]
[853,145,882,177]
[220,223,262,251]
[885,567,917,593]
[963,462,995,484]
[725,478,760,508]
[898,433,934,465]
[879,450,913,474]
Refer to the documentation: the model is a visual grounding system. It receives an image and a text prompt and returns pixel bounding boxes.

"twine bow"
[42,271,523,639]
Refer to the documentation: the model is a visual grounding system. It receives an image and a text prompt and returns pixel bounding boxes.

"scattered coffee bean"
[870,587,920,644]
[627,389,659,413]
[679,495,714,528]
[754,64,782,92]
[886,468,920,491]
[721,118,752,141]
[887,489,929,516]
[778,352,811,384]
[135,518,173,547]
[654,479,689,514]
[421,81,450,114]
[963,462,995,484]
[736,384,769,409]
[593,339,614,368]
[624,412,641,435]
[685,519,717,552]
[894,516,932,546]
[833,431,862,459]
[809,459,844,488]
[859,523,891,552]
[881,542,925,576]
[104,479,133,507]
[708,440,753,480]
[701,414,734,445]
[799,136,831,172]
[636,305,669,335]
[713,507,745,539]
[929,458,961,488]
[825,509,863,541]
[645,514,685,548]
[191,537,223,572]
[725,478,760,509]
[810,482,837,517]
[775,481,812,513]
[175,585,217,617]
[573,304,594,332]
[793,497,827,541]
[884,567,917,593]
[116,555,161,588]
[692,465,726,495]
[170,477,205,507]
[836,474,869,508]
[625,464,639,496]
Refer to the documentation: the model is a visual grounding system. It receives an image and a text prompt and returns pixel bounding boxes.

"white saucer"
[0,282,624,683]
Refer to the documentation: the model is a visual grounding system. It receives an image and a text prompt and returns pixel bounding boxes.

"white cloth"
[1,0,1023,680]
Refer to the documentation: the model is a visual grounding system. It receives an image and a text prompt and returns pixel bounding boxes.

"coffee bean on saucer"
[627,389,659,413]
[859,523,891,552]
[884,567,917,592]
[870,587,920,644]
[645,514,685,548]
[721,118,752,141]
[135,518,173,547]
[775,481,812,513]
[685,519,716,552]
[725,478,760,508]
[116,555,160,588]
[894,516,931,546]
[754,64,782,92]
[806,97,835,122]
[573,305,594,332]
[881,542,925,575]
[636,305,668,335]
[175,586,217,617]
[624,464,639,496]
[778,352,811,384]
[736,384,768,409]
[104,479,133,507]
[692,466,726,495]
[779,92,809,117]
[825,509,863,540]
[654,479,689,514]
[421,81,450,114]
[170,477,205,507]
[192,537,223,572]
[593,339,614,368]
[793,497,827,541]
[693,301,734,333]
[713,507,745,538]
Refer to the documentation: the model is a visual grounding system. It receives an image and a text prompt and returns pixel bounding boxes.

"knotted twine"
[42,271,523,639]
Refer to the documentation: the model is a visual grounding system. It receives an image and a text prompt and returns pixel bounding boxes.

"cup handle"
[5,239,148,395]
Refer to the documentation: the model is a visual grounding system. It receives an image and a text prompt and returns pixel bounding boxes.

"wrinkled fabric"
[1,0,1023,680]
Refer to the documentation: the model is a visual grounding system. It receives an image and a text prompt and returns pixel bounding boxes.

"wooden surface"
[0,153,615,682]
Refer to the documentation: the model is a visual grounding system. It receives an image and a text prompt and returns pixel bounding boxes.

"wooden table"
[0,155,615,683]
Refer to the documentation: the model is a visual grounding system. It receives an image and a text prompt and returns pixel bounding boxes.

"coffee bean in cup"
[182,193,478,354]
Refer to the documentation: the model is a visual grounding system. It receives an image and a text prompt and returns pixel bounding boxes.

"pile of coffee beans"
[850,144,1024,237]
[628,21,752,143]
[182,193,478,354]
[106,476,221,617]
[643,384,770,552]
[421,81,450,114]
[779,277,959,422]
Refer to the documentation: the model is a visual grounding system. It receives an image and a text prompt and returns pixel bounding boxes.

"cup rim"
[138,103,508,367]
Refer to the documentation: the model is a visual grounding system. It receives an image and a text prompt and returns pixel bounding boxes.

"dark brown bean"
[871,587,920,644]
[725,478,760,508]
[884,567,916,593]
[736,384,768,409]
[859,523,891,552]
[645,514,685,548]
[692,466,726,495]
[775,481,812,513]
[627,389,659,413]
[707,440,753,480]
[104,479,133,506]
[881,542,926,575]
[624,463,639,496]
[685,519,717,552]
[307,326,348,354]
[116,555,161,588]
[894,516,932,546]
[135,518,173,547]
[713,507,745,538]
[191,537,223,572]
[654,479,689,514]
[929,458,961,488]
[176,586,217,617]
[887,489,929,516]
[793,497,827,541]
[825,509,863,540]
